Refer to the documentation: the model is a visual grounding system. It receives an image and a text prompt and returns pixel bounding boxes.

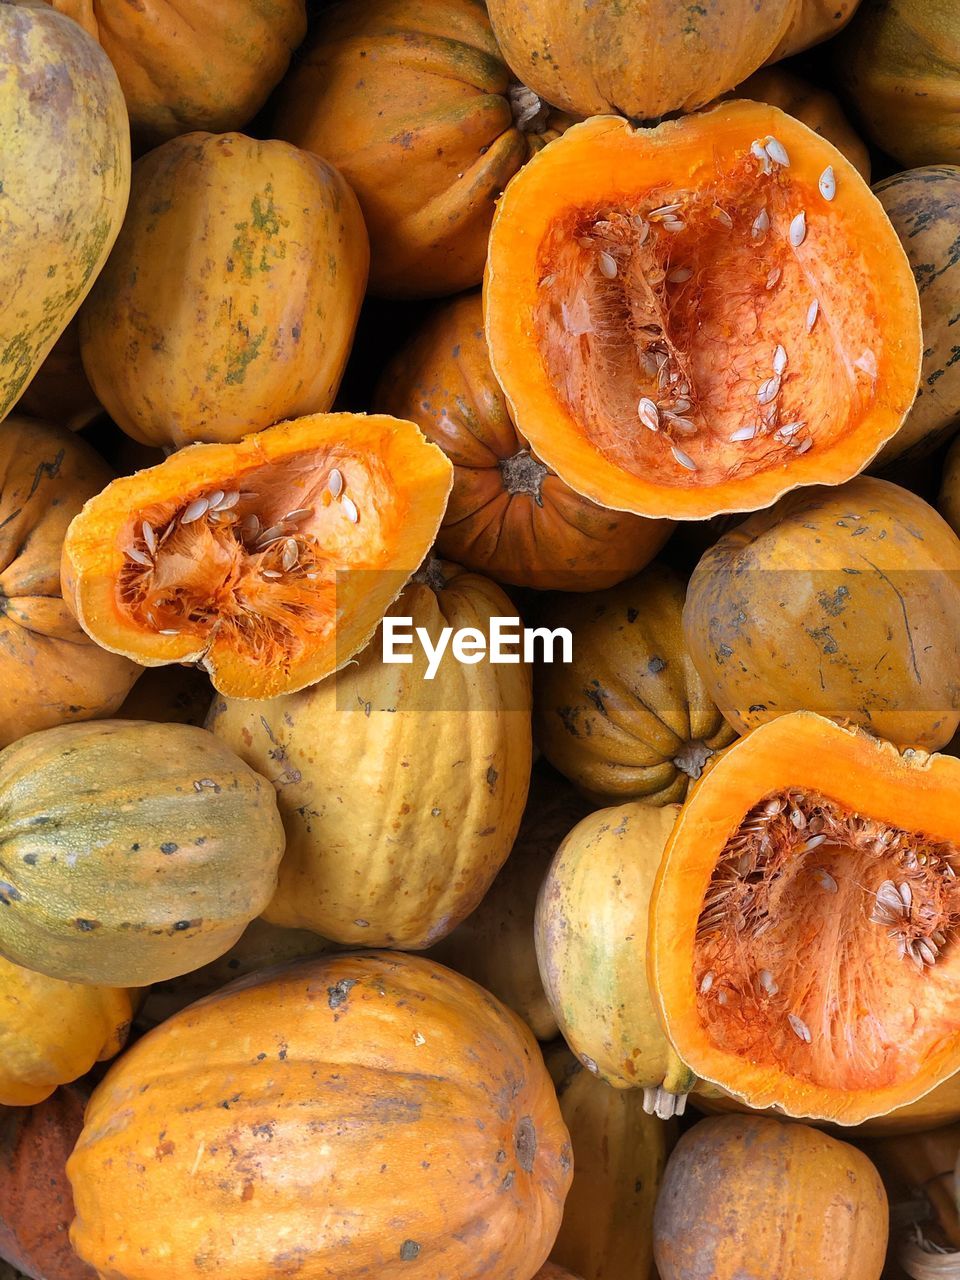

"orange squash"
[653,1116,888,1280]
[486,0,858,124]
[534,563,736,804]
[537,802,695,1114]
[485,101,922,521]
[875,167,960,464]
[426,764,590,1039]
[683,476,960,752]
[0,957,132,1107]
[649,711,960,1126]
[941,436,960,537]
[208,561,532,948]
[14,320,100,432]
[273,0,571,298]
[0,417,139,748]
[79,132,368,449]
[67,952,573,1280]
[375,291,672,590]
[61,414,453,699]
[49,0,307,146]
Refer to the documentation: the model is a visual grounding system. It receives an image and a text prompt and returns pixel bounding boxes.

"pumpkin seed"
[637,397,660,432]
[806,298,820,332]
[789,211,807,247]
[670,444,697,471]
[342,496,359,523]
[181,496,210,524]
[598,250,618,279]
[788,1013,812,1043]
[819,166,836,201]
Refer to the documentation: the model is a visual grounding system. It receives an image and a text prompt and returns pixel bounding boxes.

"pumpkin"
[0,3,129,424]
[835,0,960,169]
[484,101,922,521]
[61,414,453,699]
[653,1115,888,1280]
[273,0,571,298]
[0,417,140,748]
[138,918,336,1031]
[874,167,960,463]
[426,764,590,1039]
[208,561,532,948]
[537,802,694,1114]
[683,476,960,753]
[649,710,960,1126]
[13,321,100,433]
[48,0,306,146]
[115,667,214,729]
[729,67,871,179]
[78,132,368,450]
[0,957,132,1106]
[485,0,859,124]
[67,952,573,1280]
[375,291,673,590]
[534,563,736,804]
[942,437,960,537]
[547,1044,672,1280]
[0,1085,93,1280]
[0,720,285,987]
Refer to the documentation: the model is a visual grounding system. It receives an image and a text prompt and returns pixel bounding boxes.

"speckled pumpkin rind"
[0,720,285,987]
[67,952,572,1280]
[79,132,369,449]
[0,4,129,423]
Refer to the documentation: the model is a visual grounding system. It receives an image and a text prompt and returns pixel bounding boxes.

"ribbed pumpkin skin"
[0,4,129,423]
[273,0,568,298]
[874,167,960,463]
[534,564,736,805]
[547,1046,671,1280]
[0,721,285,987]
[79,133,368,449]
[835,0,960,168]
[50,0,307,146]
[0,418,139,749]
[208,564,532,948]
[0,958,132,1106]
[426,765,590,1040]
[0,1085,93,1280]
[375,292,673,589]
[67,952,573,1280]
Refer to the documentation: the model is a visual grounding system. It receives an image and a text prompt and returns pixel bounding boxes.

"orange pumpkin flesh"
[649,711,960,1126]
[485,101,922,520]
[61,414,453,699]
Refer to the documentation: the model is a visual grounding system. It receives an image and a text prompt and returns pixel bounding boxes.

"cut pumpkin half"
[649,711,960,1125]
[484,101,922,520]
[61,414,453,698]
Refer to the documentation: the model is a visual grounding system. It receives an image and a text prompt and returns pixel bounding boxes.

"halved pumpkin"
[649,711,960,1125]
[61,414,453,698]
[485,101,922,520]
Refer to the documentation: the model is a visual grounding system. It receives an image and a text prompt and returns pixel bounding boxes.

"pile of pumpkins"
[3,1,960,1278]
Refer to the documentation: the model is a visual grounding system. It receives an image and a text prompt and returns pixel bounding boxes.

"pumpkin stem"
[641,1084,690,1120]
[899,1227,960,1279]
[673,738,713,780]
[411,555,448,593]
[499,449,548,504]
[507,82,550,134]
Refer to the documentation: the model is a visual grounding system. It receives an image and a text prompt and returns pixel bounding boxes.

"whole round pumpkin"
[537,802,694,1113]
[0,957,132,1106]
[684,476,960,751]
[653,1116,887,1280]
[485,0,858,123]
[874,166,960,462]
[0,417,140,748]
[0,1085,93,1280]
[67,952,573,1280]
[547,1044,672,1280]
[426,764,590,1039]
[534,563,736,804]
[485,101,922,520]
[273,0,570,298]
[14,320,100,432]
[79,133,368,449]
[49,0,307,146]
[941,436,960,536]
[0,3,129,423]
[375,291,673,590]
[0,720,285,987]
[835,0,960,168]
[208,561,532,947]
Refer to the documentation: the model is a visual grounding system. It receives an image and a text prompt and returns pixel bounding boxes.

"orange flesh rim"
[649,711,960,1125]
[62,414,453,699]
[484,102,922,521]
